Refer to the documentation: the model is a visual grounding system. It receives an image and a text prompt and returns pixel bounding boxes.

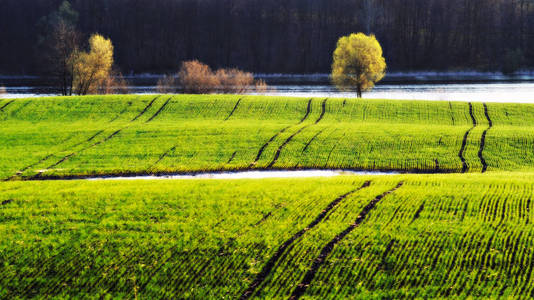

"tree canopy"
[71,34,114,95]
[332,33,386,98]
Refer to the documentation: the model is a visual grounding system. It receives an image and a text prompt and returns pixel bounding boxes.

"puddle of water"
[85,170,399,181]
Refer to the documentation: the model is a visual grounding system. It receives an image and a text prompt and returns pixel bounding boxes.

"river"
[2,72,534,103]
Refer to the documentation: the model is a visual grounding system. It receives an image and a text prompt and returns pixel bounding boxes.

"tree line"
[2,0,534,75]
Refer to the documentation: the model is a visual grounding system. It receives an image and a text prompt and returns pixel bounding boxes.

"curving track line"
[239,181,371,300]
[267,99,327,168]
[478,103,493,173]
[225,98,242,121]
[289,182,404,300]
[458,103,477,173]
[249,99,313,167]
[31,96,167,178]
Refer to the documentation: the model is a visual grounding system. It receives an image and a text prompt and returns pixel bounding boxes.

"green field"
[1,173,534,298]
[2,94,534,180]
[3,95,534,298]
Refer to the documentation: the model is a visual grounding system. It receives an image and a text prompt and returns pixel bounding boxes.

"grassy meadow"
[2,173,534,298]
[2,94,534,298]
[2,94,534,180]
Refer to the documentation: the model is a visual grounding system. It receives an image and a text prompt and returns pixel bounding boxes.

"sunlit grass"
[3,94,534,180]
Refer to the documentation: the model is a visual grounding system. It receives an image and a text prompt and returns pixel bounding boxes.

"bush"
[178,60,219,94]
[214,68,254,93]
[178,60,269,94]
[156,75,178,94]
[99,70,130,94]
[255,79,270,93]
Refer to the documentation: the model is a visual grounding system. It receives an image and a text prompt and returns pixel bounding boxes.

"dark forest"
[2,0,534,74]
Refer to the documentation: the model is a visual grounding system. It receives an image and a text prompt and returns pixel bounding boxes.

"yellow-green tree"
[331,33,386,98]
[71,34,114,95]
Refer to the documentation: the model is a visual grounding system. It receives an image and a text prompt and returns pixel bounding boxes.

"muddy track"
[448,102,456,125]
[146,97,172,122]
[458,102,477,173]
[227,151,237,164]
[33,127,127,178]
[225,99,242,121]
[149,146,176,169]
[109,102,133,123]
[302,129,326,153]
[267,99,327,168]
[3,154,54,181]
[0,100,14,113]
[239,181,371,300]
[478,103,493,173]
[131,96,160,121]
[1,199,13,206]
[249,100,314,167]
[33,98,170,175]
[315,99,327,124]
[410,202,425,225]
[289,182,404,300]
[7,103,133,180]
[84,130,105,144]
[254,212,273,226]
[300,99,313,123]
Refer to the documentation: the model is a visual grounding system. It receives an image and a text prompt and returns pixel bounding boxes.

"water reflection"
[2,73,534,103]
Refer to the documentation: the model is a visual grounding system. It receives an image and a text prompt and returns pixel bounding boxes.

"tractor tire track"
[146,97,172,122]
[7,129,106,180]
[249,99,313,167]
[149,98,243,170]
[289,182,404,300]
[478,103,493,173]
[300,99,313,123]
[267,99,327,168]
[409,202,425,225]
[1,199,13,206]
[458,102,477,173]
[227,151,237,164]
[46,128,125,171]
[33,97,168,177]
[131,96,160,121]
[239,181,371,300]
[315,99,327,124]
[0,100,14,113]
[6,99,143,180]
[225,98,242,121]
[302,129,326,153]
[149,146,176,170]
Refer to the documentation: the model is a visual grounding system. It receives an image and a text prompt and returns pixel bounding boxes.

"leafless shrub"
[100,70,130,94]
[178,60,219,94]
[215,68,254,93]
[178,60,270,94]
[156,74,178,94]
[0,86,6,95]
[255,79,270,93]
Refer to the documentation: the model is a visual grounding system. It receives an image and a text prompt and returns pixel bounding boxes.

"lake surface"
[2,72,534,103]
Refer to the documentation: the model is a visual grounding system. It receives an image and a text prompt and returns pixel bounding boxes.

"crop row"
[3,95,534,179]
[2,173,534,297]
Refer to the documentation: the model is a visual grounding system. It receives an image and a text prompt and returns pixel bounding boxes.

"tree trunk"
[357,84,362,98]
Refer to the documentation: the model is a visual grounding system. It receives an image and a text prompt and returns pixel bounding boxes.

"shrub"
[215,68,254,93]
[177,60,269,94]
[99,70,130,94]
[156,75,178,94]
[255,79,270,93]
[178,60,219,94]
